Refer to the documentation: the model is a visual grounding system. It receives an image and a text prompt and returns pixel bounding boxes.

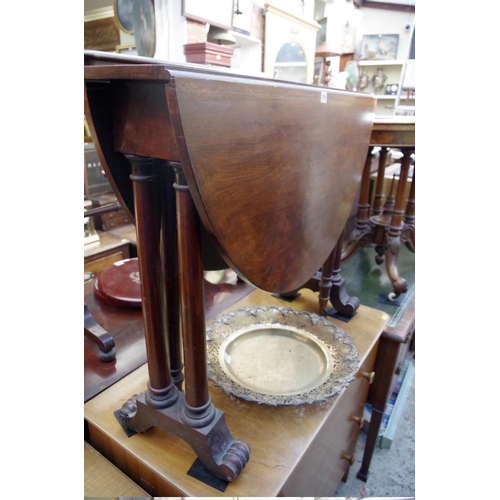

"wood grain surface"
[85,287,388,497]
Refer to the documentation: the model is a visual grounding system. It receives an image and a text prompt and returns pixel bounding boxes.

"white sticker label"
[320,91,327,104]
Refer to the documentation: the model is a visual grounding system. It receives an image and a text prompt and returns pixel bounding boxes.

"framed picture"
[114,0,135,34]
[360,34,399,60]
[133,0,156,58]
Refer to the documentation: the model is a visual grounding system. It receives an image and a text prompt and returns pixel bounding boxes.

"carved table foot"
[118,391,250,482]
[84,304,116,362]
[385,232,408,300]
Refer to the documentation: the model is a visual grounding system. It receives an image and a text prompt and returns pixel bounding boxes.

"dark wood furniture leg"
[84,304,116,362]
[319,230,360,317]
[341,147,376,261]
[357,337,400,481]
[117,158,250,482]
[383,148,413,300]
[159,162,184,390]
[126,154,179,408]
[371,146,391,217]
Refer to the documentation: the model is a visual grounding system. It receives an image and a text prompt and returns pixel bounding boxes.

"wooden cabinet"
[89,192,132,231]
[84,231,131,278]
[357,295,415,481]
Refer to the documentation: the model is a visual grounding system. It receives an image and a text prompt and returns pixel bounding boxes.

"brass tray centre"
[207,306,359,406]
[219,324,334,396]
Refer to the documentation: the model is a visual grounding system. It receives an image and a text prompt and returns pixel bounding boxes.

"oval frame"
[113,0,135,34]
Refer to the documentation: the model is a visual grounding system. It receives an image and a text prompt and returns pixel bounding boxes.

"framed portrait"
[360,34,399,60]
[133,0,156,58]
[114,0,135,34]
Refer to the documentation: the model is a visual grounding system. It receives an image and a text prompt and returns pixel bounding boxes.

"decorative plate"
[206,306,359,406]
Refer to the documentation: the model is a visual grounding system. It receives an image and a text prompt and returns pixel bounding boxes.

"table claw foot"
[84,304,116,362]
[116,391,250,482]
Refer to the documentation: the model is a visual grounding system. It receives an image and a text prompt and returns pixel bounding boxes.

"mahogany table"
[342,117,415,300]
[84,50,375,482]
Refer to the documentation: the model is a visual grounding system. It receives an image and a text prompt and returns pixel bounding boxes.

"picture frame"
[133,0,156,58]
[360,34,399,60]
[114,0,135,34]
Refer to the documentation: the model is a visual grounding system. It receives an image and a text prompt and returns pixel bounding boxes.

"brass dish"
[206,306,359,406]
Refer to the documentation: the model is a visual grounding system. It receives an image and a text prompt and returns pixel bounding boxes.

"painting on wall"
[360,34,399,60]
[133,0,156,57]
[114,0,135,34]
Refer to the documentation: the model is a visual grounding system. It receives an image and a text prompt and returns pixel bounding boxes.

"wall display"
[183,0,234,30]
[133,0,155,58]
[361,34,399,60]
[114,0,135,34]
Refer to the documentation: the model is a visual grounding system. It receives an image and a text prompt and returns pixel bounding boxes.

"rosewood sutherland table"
[84,50,376,483]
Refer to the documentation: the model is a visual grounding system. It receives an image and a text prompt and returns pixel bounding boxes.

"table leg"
[357,337,400,481]
[116,158,250,482]
[342,147,376,261]
[371,146,391,217]
[319,230,360,317]
[159,162,184,390]
[127,154,179,408]
[384,148,413,299]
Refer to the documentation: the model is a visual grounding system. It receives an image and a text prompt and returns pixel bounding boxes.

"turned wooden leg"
[117,160,250,482]
[127,154,179,409]
[371,146,390,216]
[320,230,360,318]
[172,162,216,428]
[342,146,376,261]
[384,148,413,299]
[159,161,184,391]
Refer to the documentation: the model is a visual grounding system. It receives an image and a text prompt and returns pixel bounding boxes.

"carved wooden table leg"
[84,304,116,362]
[384,148,414,300]
[319,230,360,318]
[341,146,376,261]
